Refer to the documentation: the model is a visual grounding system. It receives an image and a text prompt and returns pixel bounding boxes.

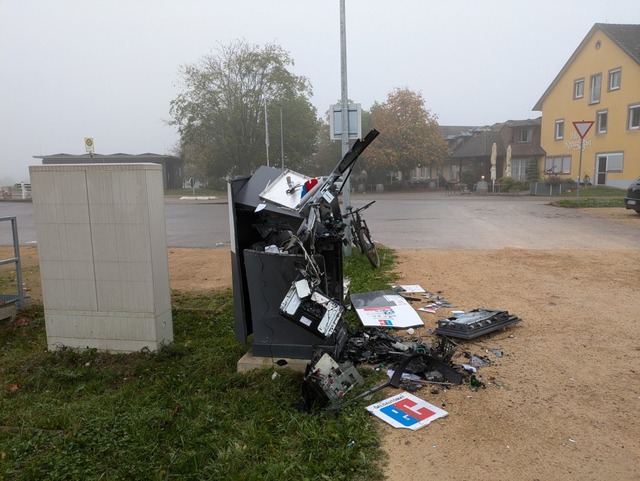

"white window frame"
[629,103,640,130]
[597,152,624,172]
[511,158,528,181]
[573,78,584,99]
[590,73,601,104]
[608,67,621,91]
[596,110,608,134]
[450,164,460,181]
[554,120,564,140]
[516,128,532,143]
[544,156,571,175]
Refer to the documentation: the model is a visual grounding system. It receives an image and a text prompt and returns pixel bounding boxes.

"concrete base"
[0,303,16,321]
[44,308,173,353]
[236,350,310,373]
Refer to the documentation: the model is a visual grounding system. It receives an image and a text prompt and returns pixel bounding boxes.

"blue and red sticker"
[366,393,448,430]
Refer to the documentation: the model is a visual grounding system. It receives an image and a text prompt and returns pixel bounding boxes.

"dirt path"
[3,208,638,480]
[384,247,639,481]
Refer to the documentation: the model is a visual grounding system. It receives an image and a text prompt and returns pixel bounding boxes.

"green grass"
[552,185,626,208]
[552,198,624,208]
[343,246,397,294]
[164,188,227,197]
[0,248,397,481]
[556,185,625,197]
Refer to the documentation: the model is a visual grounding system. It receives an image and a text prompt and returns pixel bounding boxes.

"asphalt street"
[0,192,638,250]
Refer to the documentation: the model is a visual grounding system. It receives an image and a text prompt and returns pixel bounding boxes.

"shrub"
[526,158,541,183]
[498,177,527,192]
[460,170,476,186]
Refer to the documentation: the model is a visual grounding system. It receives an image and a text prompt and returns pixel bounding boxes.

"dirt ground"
[4,207,639,480]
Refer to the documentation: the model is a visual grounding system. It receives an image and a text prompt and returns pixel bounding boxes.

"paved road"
[360,193,640,249]
[0,193,638,249]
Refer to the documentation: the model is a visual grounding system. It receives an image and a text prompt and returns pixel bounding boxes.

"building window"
[596,110,608,134]
[574,78,584,99]
[608,68,621,91]
[606,153,623,172]
[629,104,640,130]
[597,152,624,172]
[450,164,460,181]
[516,129,532,143]
[590,73,601,104]
[545,156,571,175]
[511,158,528,180]
[554,120,564,140]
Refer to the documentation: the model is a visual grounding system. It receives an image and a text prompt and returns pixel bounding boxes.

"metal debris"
[434,308,521,340]
[300,352,364,411]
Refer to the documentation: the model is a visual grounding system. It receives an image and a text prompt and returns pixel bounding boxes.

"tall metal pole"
[280,106,284,168]
[340,0,352,255]
[577,137,583,198]
[264,100,270,167]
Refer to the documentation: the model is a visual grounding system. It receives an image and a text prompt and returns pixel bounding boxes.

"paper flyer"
[350,290,424,328]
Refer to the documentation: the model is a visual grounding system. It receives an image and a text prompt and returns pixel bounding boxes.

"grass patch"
[552,185,625,208]
[0,250,397,481]
[552,198,624,208]
[557,185,626,197]
[344,245,397,294]
[164,188,226,197]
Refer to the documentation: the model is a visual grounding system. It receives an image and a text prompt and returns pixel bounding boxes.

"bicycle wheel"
[358,224,380,267]
[350,224,362,252]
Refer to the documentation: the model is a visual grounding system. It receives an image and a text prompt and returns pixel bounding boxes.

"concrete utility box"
[29,163,173,352]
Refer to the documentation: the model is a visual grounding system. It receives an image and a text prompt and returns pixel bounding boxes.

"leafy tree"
[169,40,317,179]
[367,88,447,179]
[310,121,340,176]
[267,94,321,173]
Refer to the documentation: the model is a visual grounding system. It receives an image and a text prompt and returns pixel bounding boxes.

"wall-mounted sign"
[84,137,95,153]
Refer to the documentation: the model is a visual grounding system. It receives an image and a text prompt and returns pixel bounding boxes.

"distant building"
[439,125,483,154]
[33,153,183,189]
[533,23,640,187]
[441,120,545,183]
[495,119,546,180]
[447,129,505,183]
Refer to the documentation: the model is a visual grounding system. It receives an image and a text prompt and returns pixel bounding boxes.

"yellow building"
[533,23,640,188]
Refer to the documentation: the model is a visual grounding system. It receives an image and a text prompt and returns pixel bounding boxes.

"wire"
[281,235,323,284]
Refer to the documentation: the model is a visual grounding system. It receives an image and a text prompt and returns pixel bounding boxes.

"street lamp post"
[340,0,352,255]
[264,99,270,166]
[279,106,284,168]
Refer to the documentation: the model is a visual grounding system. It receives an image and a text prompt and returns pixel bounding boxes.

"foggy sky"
[1,0,638,182]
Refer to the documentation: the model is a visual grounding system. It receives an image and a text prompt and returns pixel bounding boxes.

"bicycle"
[343,200,380,267]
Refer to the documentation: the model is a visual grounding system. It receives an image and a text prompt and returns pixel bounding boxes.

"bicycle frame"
[343,200,379,267]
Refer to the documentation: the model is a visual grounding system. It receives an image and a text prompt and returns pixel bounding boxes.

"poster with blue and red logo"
[366,393,448,430]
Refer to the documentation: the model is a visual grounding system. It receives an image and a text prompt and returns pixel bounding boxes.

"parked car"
[624,177,640,214]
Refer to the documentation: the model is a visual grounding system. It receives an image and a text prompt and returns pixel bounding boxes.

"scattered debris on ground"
[223,128,521,428]
[297,283,522,431]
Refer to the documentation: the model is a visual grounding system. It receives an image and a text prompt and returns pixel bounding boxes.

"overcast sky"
[1,0,638,182]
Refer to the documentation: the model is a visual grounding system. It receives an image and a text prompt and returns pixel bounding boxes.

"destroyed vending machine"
[228,130,379,359]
